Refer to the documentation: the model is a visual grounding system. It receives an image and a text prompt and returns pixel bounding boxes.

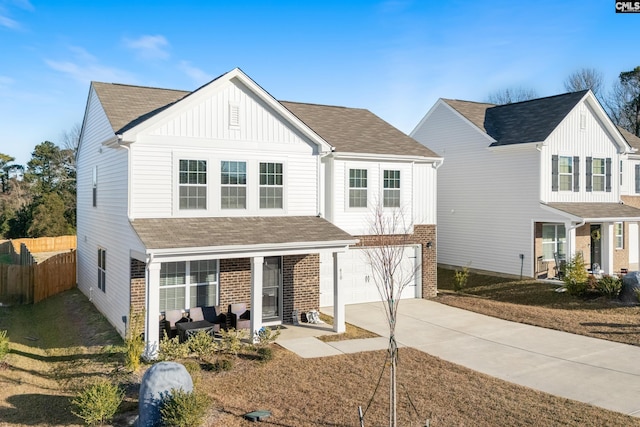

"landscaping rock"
[137,361,193,427]
[619,271,640,304]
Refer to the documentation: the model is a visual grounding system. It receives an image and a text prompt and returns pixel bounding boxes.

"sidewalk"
[277,299,640,417]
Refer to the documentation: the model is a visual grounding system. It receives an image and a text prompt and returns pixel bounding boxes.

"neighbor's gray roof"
[281,101,439,157]
[92,82,189,134]
[131,216,356,250]
[91,81,438,157]
[444,91,589,146]
[618,126,640,151]
[545,202,640,220]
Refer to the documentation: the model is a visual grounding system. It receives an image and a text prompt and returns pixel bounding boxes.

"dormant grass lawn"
[0,281,639,426]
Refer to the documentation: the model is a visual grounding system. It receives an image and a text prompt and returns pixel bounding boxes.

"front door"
[262,256,282,321]
[590,224,602,271]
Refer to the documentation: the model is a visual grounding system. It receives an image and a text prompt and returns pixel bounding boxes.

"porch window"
[259,162,283,209]
[349,169,367,208]
[615,222,624,249]
[179,159,207,209]
[558,156,573,191]
[221,161,246,209]
[383,170,400,207]
[542,224,566,261]
[159,260,219,312]
[98,248,106,292]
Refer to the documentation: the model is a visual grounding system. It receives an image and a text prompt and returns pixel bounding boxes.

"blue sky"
[0,0,638,166]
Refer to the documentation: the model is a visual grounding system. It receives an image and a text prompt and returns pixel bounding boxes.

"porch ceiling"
[544,202,640,221]
[131,216,356,250]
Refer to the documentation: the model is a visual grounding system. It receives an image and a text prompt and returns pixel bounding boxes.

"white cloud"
[8,0,34,11]
[45,46,135,84]
[124,35,170,60]
[0,13,19,29]
[178,61,211,86]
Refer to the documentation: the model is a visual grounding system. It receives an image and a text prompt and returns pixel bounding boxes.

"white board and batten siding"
[541,103,621,204]
[319,245,421,307]
[77,88,147,337]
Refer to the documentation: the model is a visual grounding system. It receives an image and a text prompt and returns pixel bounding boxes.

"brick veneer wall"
[353,224,437,298]
[130,258,146,316]
[283,254,319,323]
[219,258,251,309]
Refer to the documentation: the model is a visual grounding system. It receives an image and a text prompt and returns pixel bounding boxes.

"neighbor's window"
[221,161,247,209]
[349,169,367,208]
[383,170,400,207]
[259,162,283,209]
[559,156,573,191]
[159,260,219,312]
[615,222,624,249]
[92,166,98,207]
[98,248,106,292]
[592,158,605,192]
[542,224,566,261]
[179,160,207,209]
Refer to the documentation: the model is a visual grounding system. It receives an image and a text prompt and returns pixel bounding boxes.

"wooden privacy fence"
[0,250,76,304]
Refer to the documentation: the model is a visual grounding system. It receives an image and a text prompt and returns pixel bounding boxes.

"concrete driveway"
[341,299,640,418]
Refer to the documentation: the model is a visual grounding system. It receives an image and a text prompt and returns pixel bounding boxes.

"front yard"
[0,285,639,426]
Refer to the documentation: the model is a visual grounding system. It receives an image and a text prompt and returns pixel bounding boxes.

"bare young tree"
[563,68,604,97]
[605,66,640,137]
[486,86,538,105]
[362,204,420,427]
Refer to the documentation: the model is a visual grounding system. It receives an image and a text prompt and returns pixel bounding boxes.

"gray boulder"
[137,362,193,427]
[619,271,640,304]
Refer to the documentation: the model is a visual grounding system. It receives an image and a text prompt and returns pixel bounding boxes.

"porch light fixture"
[426,241,433,248]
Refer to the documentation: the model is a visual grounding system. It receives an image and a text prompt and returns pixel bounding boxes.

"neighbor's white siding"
[541,103,621,203]
[77,87,146,338]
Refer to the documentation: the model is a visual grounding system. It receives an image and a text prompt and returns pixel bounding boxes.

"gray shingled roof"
[131,216,356,250]
[90,81,438,157]
[92,82,190,134]
[444,91,589,146]
[618,126,640,151]
[545,203,640,220]
[281,101,439,157]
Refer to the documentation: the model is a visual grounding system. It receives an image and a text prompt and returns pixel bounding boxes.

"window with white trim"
[160,260,219,312]
[592,157,605,192]
[221,161,247,209]
[259,162,283,209]
[98,248,106,292]
[542,224,566,261]
[559,156,573,191]
[615,222,624,249]
[179,160,207,209]
[349,169,367,208]
[383,170,400,207]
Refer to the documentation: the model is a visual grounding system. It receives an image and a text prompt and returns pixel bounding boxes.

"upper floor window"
[221,161,246,209]
[98,248,106,293]
[383,170,400,207]
[179,160,207,209]
[586,157,611,192]
[349,169,367,208]
[558,156,573,191]
[92,166,98,207]
[259,162,283,209]
[552,155,579,192]
[592,158,605,192]
[615,222,624,249]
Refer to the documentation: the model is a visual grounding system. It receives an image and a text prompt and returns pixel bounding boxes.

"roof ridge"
[489,89,588,109]
[280,100,364,111]
[92,81,190,93]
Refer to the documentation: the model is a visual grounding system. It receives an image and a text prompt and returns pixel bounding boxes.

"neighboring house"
[76,68,441,356]
[411,89,640,279]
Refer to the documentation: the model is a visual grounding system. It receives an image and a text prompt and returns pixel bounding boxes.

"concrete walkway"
[277,299,640,417]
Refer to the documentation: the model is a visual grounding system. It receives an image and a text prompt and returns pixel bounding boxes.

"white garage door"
[320,245,421,307]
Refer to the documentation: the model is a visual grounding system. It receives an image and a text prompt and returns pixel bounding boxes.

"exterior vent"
[229,103,240,127]
[580,112,586,130]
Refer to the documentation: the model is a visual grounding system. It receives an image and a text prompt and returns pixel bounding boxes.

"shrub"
[257,346,273,361]
[187,330,218,358]
[124,306,145,371]
[453,267,469,292]
[596,275,622,299]
[635,288,640,303]
[254,326,281,347]
[0,330,9,361]
[204,357,234,372]
[71,380,124,426]
[160,388,209,427]
[563,252,588,295]
[218,328,247,356]
[158,332,189,361]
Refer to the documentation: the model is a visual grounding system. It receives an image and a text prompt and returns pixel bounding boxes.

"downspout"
[566,219,586,259]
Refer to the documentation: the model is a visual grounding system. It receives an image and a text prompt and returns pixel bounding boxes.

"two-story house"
[411,90,640,279]
[76,68,441,357]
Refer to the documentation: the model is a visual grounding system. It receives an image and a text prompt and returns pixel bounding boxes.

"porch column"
[566,222,577,259]
[250,256,263,341]
[333,251,345,333]
[602,223,614,275]
[144,262,161,360]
